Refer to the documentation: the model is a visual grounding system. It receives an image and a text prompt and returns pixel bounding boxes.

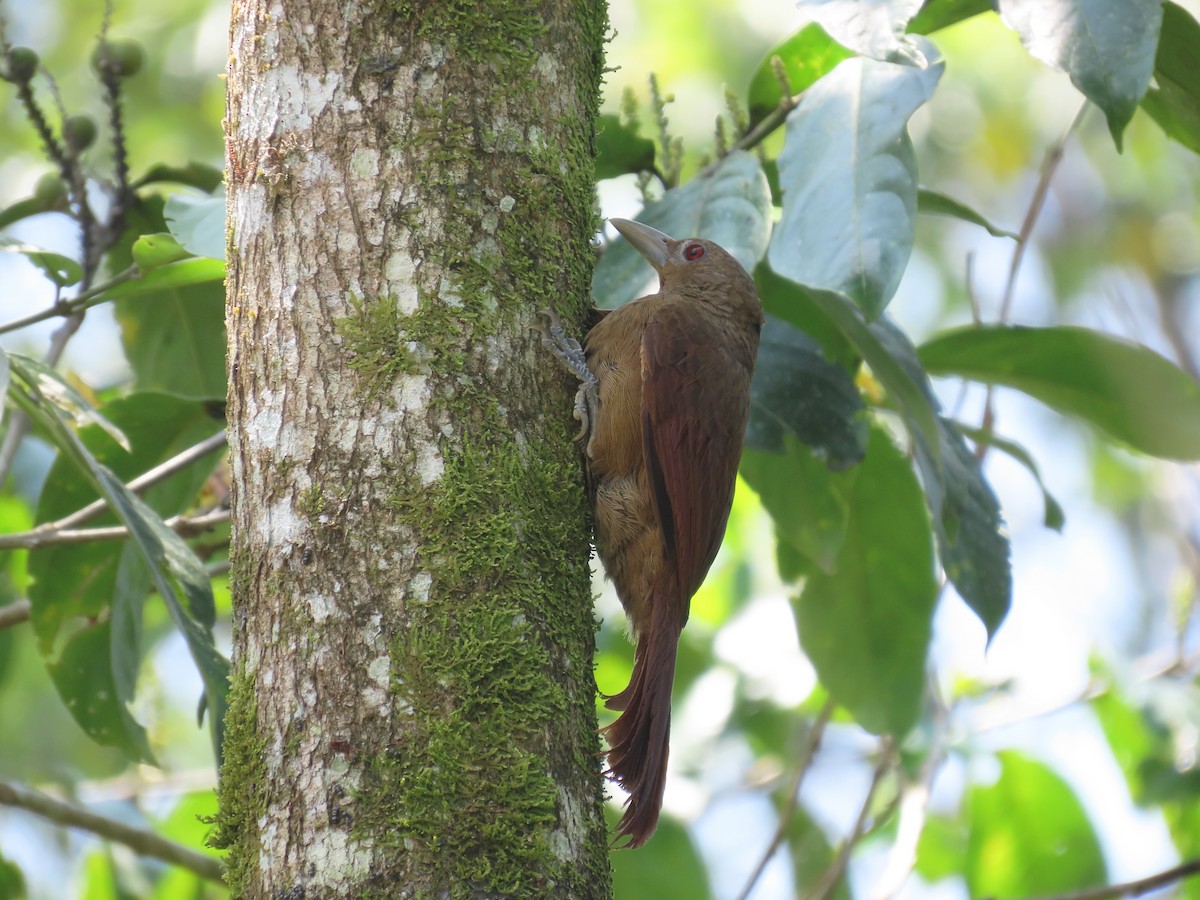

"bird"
[545,218,763,847]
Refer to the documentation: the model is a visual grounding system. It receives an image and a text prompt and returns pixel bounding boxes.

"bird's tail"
[601,594,680,849]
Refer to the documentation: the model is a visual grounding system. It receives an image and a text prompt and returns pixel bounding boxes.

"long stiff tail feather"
[601,598,681,848]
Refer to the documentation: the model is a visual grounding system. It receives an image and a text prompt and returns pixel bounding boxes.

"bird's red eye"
[684,243,705,261]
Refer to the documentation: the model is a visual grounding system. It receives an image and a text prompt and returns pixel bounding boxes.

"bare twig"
[998,102,1088,324]
[736,697,836,900]
[0,600,31,630]
[805,740,895,900]
[1153,283,1200,384]
[0,266,140,338]
[972,644,1200,735]
[1018,858,1200,900]
[872,682,950,900]
[976,102,1088,464]
[0,778,224,883]
[0,507,230,550]
[2,431,228,549]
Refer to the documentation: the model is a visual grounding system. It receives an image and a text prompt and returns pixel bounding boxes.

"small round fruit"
[91,39,144,78]
[62,115,98,153]
[34,173,69,206]
[6,47,39,83]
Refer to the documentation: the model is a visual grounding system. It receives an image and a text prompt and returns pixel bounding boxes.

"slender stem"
[872,681,949,900]
[977,102,1087,464]
[805,741,894,900]
[0,507,230,550]
[736,698,836,900]
[998,102,1088,323]
[1153,283,1200,384]
[27,431,227,540]
[1020,859,1200,900]
[0,600,31,630]
[0,266,139,337]
[699,89,804,181]
[0,779,224,883]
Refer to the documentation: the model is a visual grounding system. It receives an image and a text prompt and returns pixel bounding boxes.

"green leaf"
[967,752,1107,897]
[955,423,1065,531]
[742,442,851,575]
[803,288,942,464]
[0,851,24,900]
[997,0,1161,149]
[755,262,858,371]
[595,114,656,179]
[1141,2,1200,155]
[1091,687,1155,802]
[919,325,1200,460]
[918,187,1018,239]
[45,618,153,762]
[915,814,968,882]
[592,151,771,309]
[907,0,994,34]
[786,805,849,898]
[12,375,229,762]
[929,417,1011,636]
[5,353,128,450]
[0,192,68,231]
[795,427,937,736]
[164,193,226,260]
[747,24,854,123]
[609,812,711,898]
[795,0,927,63]
[131,232,191,270]
[0,237,83,287]
[869,320,1012,635]
[768,50,943,317]
[132,161,224,192]
[746,315,868,469]
[106,198,227,400]
[114,277,227,400]
[1093,676,1200,806]
[94,257,225,301]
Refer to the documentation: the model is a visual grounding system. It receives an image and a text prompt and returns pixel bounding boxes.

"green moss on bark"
[352,433,604,895]
[210,668,266,896]
[224,0,612,893]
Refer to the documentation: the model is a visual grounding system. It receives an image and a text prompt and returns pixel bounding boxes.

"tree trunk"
[217,1,611,896]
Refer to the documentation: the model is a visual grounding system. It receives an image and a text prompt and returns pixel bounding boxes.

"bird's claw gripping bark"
[540,308,599,454]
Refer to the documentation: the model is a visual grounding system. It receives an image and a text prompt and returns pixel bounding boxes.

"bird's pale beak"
[610,218,673,273]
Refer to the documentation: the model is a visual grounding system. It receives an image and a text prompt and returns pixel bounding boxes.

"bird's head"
[609,218,760,319]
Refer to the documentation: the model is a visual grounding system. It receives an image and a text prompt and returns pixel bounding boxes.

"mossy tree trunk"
[217,0,612,895]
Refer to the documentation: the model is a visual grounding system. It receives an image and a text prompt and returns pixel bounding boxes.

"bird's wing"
[640,303,747,611]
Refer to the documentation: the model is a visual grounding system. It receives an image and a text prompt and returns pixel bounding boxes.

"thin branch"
[1153,282,1200,384]
[977,102,1087,465]
[805,740,895,900]
[736,697,836,900]
[972,644,1200,735]
[0,507,230,550]
[699,88,804,182]
[0,431,228,551]
[0,266,140,338]
[872,682,950,900]
[1019,858,1200,900]
[998,102,1088,324]
[0,600,31,630]
[0,779,224,883]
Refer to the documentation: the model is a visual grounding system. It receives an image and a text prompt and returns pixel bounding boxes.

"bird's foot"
[540,308,599,451]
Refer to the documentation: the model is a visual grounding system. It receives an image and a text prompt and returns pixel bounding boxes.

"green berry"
[91,39,144,78]
[34,173,69,206]
[6,47,39,83]
[62,115,98,153]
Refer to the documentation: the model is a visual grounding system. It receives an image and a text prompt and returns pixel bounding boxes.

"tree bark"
[217,0,611,896]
